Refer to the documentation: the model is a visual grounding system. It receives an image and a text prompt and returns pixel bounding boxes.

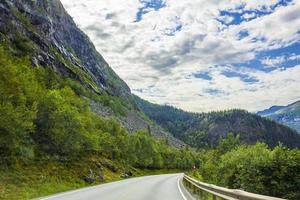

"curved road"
[38,173,194,200]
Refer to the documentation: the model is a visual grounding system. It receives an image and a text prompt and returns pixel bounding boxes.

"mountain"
[2,0,299,150]
[1,0,300,152]
[1,0,129,96]
[1,1,300,199]
[257,101,300,133]
[1,1,196,198]
[134,95,300,148]
[0,0,183,147]
[257,106,285,116]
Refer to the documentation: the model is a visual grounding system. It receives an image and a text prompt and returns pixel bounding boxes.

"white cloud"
[243,0,280,11]
[261,56,286,67]
[60,0,300,112]
[218,15,235,24]
[261,53,300,67]
[242,12,256,21]
[289,53,300,61]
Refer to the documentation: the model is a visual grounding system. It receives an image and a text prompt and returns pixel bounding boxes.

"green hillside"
[0,46,198,199]
[134,95,300,148]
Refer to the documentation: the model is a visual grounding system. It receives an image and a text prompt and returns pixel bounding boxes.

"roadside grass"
[0,158,182,200]
[185,170,203,181]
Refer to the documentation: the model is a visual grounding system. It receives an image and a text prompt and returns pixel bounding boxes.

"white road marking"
[40,189,84,200]
[177,177,188,200]
[39,184,102,200]
[39,174,188,200]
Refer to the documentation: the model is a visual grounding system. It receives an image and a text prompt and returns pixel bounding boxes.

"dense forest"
[0,45,201,199]
[194,134,300,200]
[0,47,199,169]
[134,95,300,148]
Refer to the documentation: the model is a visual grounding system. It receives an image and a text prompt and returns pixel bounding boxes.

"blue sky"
[62,0,300,112]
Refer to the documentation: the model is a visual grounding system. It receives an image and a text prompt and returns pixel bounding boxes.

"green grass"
[0,157,120,200]
[0,158,182,200]
[137,111,154,125]
[11,7,38,34]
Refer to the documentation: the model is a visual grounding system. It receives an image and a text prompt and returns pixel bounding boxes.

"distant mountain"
[257,101,300,133]
[134,95,300,148]
[257,106,285,116]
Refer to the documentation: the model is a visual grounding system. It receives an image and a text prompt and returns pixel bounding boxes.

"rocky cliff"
[0,0,184,147]
[0,0,130,97]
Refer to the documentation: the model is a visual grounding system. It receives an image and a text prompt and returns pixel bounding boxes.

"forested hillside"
[0,0,183,146]
[0,1,194,198]
[134,95,300,148]
[0,46,199,199]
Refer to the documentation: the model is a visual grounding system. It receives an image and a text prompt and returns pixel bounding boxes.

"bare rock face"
[84,169,95,184]
[0,0,186,148]
[98,170,105,182]
[0,0,130,97]
[90,100,185,148]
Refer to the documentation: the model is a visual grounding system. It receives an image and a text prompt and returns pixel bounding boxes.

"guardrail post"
[192,184,196,194]
[199,189,204,199]
[212,194,217,200]
[199,189,202,199]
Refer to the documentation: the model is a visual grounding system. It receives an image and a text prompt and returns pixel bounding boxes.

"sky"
[60,0,300,112]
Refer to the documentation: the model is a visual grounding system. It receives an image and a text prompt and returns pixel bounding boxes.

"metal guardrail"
[183,175,285,200]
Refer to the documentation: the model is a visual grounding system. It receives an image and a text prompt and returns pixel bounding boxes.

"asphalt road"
[38,173,195,200]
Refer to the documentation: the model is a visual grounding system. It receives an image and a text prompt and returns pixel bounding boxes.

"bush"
[0,48,39,164]
[0,47,198,170]
[199,140,300,199]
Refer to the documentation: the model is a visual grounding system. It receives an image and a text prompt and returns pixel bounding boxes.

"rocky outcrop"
[0,0,185,148]
[84,169,95,184]
[0,0,130,97]
[90,100,185,148]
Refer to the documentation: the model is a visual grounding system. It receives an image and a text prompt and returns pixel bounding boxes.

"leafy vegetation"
[0,47,199,168]
[0,157,181,200]
[0,47,200,199]
[1,3,299,200]
[11,7,38,34]
[196,134,300,200]
[133,95,198,139]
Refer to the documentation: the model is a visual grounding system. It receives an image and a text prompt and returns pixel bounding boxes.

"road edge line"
[177,177,188,200]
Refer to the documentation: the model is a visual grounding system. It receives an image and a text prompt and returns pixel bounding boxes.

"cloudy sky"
[61,0,300,112]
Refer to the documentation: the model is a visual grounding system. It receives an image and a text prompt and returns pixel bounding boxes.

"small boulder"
[121,171,133,179]
[98,170,105,182]
[84,169,95,184]
[107,164,118,172]
[95,162,103,170]
[99,160,118,172]
[125,171,133,177]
